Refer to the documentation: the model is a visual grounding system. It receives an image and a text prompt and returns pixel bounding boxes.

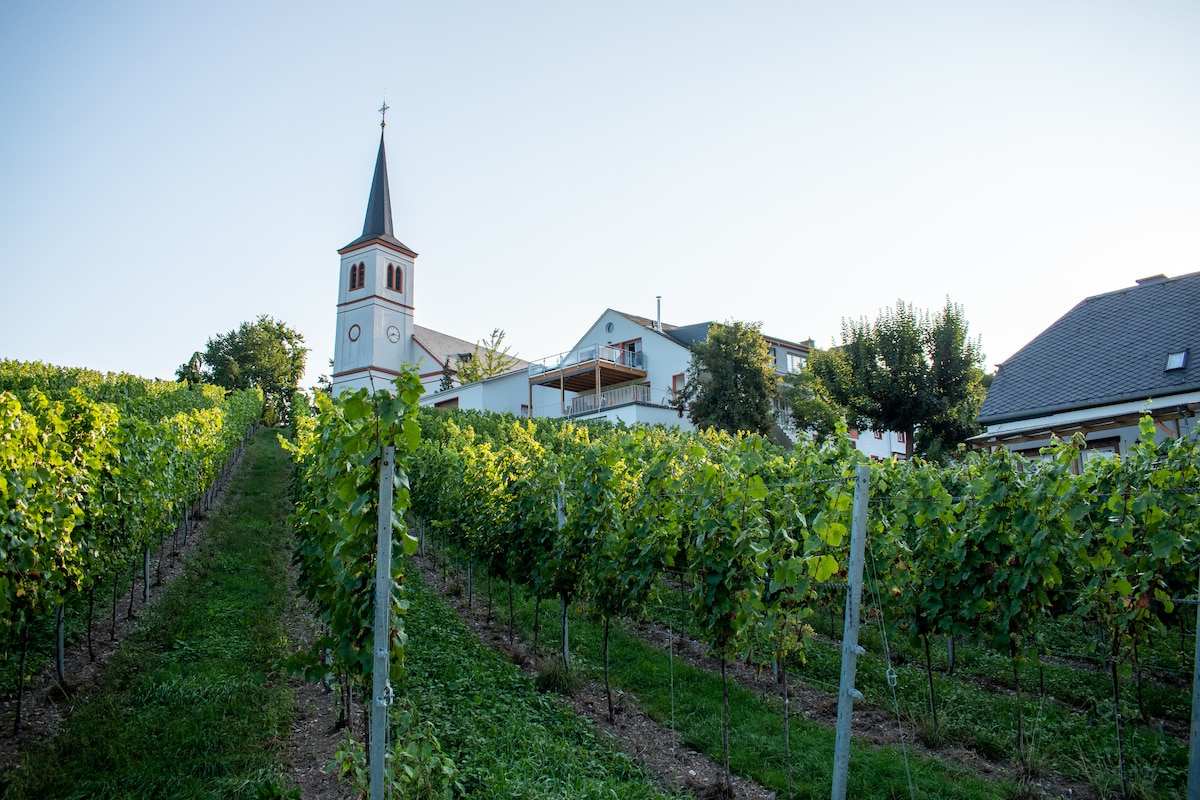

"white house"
[331,123,905,455]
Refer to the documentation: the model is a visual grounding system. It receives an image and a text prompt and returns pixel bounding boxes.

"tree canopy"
[180,315,308,426]
[778,349,847,442]
[455,328,518,385]
[809,299,985,459]
[675,320,777,436]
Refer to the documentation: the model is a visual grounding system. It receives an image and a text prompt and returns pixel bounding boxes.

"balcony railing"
[528,344,646,377]
[568,384,655,416]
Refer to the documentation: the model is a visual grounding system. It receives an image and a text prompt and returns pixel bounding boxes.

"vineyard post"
[831,464,870,800]
[557,481,569,671]
[369,445,396,800]
[1188,569,1200,799]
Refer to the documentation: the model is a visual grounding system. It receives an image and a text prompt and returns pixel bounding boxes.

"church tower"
[331,108,418,395]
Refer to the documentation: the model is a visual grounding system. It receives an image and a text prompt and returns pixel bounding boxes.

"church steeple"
[361,131,394,239]
[340,106,416,255]
[331,108,420,395]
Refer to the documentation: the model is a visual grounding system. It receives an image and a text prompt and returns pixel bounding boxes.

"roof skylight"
[1165,351,1187,371]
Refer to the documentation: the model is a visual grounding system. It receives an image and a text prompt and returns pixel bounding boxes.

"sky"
[2,2,1198,389]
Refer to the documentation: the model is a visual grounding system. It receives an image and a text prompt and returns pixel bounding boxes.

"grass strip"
[4,430,296,800]
[652,574,1188,797]
[429,543,1016,800]
[401,560,683,799]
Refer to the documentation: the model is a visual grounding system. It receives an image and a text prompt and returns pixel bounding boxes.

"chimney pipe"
[656,296,662,332]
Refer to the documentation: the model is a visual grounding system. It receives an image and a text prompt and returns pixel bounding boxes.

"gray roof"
[663,322,714,349]
[413,325,529,373]
[978,272,1200,425]
[613,312,810,352]
[342,130,417,255]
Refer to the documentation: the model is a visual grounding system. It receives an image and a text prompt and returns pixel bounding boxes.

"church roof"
[413,325,530,374]
[341,129,417,255]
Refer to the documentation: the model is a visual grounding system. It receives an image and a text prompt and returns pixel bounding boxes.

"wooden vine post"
[1188,568,1200,800]
[370,445,396,800]
[831,464,870,800]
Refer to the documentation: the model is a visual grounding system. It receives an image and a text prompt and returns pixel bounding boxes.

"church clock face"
[387,326,401,343]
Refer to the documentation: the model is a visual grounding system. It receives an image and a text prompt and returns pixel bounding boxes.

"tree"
[175,351,204,388]
[456,328,518,385]
[779,348,847,441]
[437,360,455,392]
[198,315,309,426]
[811,299,984,459]
[674,320,777,436]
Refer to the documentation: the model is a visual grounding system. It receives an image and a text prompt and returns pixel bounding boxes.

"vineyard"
[286,370,1200,799]
[0,359,262,736]
[5,359,1199,798]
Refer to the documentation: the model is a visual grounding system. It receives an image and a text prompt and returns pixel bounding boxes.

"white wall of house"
[564,310,692,409]
[420,370,534,417]
[848,428,908,459]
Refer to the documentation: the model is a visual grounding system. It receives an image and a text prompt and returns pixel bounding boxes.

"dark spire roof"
[363,131,393,238]
[340,128,417,256]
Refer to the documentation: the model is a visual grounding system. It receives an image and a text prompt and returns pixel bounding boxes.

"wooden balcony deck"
[528,345,647,394]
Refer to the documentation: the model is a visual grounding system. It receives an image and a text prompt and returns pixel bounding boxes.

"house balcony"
[528,344,647,393]
[568,384,658,416]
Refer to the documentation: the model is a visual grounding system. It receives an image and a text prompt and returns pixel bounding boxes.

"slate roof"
[413,325,529,373]
[341,131,417,255]
[978,272,1200,425]
[613,312,810,352]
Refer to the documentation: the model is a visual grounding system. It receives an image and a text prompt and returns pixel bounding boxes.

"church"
[329,120,905,457]
[329,113,508,397]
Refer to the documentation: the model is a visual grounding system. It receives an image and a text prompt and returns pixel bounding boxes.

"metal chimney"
[656,296,662,331]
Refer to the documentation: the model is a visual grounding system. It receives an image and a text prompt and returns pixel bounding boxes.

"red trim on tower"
[338,238,419,259]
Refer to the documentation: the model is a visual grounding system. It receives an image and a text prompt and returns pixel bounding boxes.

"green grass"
[3,430,297,800]
[642,575,1193,798]
[426,539,1018,800]
[400,562,683,799]
[799,593,1191,798]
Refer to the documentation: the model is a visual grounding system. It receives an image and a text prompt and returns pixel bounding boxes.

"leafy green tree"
[812,299,984,459]
[675,320,777,436]
[456,328,517,385]
[779,348,847,441]
[174,351,204,388]
[199,315,308,426]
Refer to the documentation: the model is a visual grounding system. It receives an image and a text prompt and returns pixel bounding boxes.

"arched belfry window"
[393,264,402,292]
[387,264,394,290]
[357,262,365,290]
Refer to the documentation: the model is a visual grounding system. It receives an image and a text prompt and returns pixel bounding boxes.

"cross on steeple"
[379,101,390,129]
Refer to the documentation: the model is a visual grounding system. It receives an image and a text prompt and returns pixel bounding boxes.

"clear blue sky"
[3,2,1198,388]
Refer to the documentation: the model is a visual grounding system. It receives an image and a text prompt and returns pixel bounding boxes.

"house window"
[787,353,806,373]
[1166,351,1187,370]
[1081,437,1120,465]
[896,431,906,443]
[874,431,883,440]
